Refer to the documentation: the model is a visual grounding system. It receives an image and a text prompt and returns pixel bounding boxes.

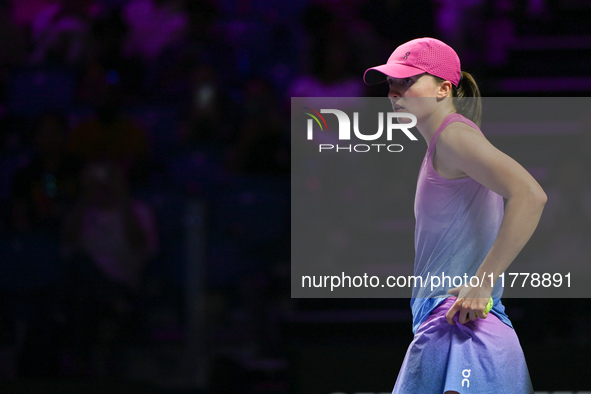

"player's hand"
[445,285,492,325]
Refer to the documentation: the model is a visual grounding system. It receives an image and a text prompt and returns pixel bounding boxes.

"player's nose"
[388,86,401,99]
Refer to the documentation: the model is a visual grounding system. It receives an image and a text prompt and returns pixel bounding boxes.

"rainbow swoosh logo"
[303,107,328,131]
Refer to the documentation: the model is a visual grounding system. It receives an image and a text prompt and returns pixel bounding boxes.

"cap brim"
[363,63,425,85]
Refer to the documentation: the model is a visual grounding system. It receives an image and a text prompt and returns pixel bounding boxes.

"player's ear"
[437,80,453,98]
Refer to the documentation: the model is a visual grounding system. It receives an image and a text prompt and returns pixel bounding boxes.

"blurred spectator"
[532,153,591,290]
[526,150,591,344]
[9,0,53,27]
[483,0,515,66]
[122,0,188,62]
[185,0,220,46]
[9,113,79,378]
[67,86,150,175]
[226,77,289,175]
[0,115,33,219]
[359,0,435,46]
[10,113,79,233]
[181,64,232,149]
[78,10,144,102]
[62,161,158,290]
[28,0,95,66]
[61,161,158,375]
[0,1,28,68]
[290,4,365,99]
[153,0,223,96]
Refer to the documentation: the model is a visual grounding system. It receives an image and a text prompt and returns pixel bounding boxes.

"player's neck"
[416,107,456,147]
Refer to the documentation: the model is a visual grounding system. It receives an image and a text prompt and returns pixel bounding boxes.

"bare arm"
[434,123,547,324]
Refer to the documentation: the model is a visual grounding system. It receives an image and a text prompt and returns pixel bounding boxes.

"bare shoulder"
[437,121,490,152]
[435,120,544,200]
[433,121,494,179]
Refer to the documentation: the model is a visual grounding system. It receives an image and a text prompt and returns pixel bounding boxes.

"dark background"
[0,0,589,392]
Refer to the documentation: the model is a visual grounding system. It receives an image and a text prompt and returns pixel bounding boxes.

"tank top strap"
[427,113,477,156]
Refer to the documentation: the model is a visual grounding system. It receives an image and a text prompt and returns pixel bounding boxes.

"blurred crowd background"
[0,0,590,392]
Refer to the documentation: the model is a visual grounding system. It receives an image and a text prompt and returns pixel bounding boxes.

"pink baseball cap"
[363,37,461,87]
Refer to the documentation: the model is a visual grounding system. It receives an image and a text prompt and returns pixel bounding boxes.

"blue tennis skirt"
[392,297,534,394]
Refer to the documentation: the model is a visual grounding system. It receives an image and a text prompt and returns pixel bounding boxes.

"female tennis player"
[364,37,545,393]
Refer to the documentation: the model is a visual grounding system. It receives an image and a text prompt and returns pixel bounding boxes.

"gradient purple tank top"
[410,113,512,334]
